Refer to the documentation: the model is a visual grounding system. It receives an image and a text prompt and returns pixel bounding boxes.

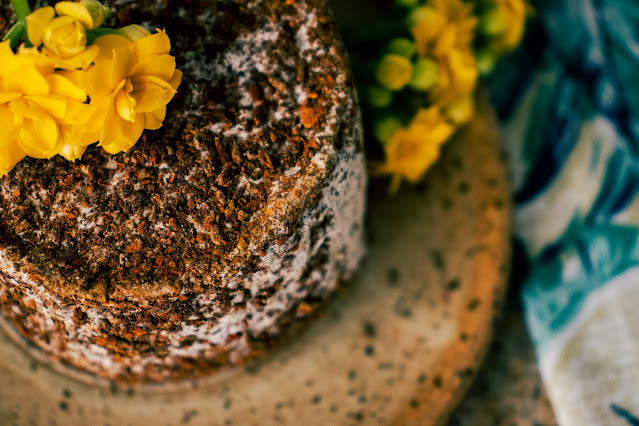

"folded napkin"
[491,1,639,424]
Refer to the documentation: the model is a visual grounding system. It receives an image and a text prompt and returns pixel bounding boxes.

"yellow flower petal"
[0,143,26,177]
[99,108,144,153]
[4,65,49,96]
[131,75,176,113]
[0,105,24,177]
[169,69,183,91]
[44,44,99,70]
[26,6,55,47]
[55,2,93,29]
[93,34,133,63]
[0,92,22,104]
[130,54,176,81]
[10,97,46,121]
[113,78,136,122]
[15,45,56,73]
[24,95,68,119]
[46,74,88,103]
[55,0,110,30]
[16,107,62,158]
[110,47,136,88]
[59,143,88,161]
[0,42,16,75]
[144,107,166,130]
[60,101,102,146]
[133,30,171,59]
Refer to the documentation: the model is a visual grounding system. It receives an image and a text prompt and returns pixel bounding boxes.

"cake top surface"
[0,0,356,302]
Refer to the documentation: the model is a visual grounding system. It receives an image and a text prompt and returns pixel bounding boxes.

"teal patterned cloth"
[490,1,639,424]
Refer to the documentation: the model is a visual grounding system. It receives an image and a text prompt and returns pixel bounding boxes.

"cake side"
[0,135,365,381]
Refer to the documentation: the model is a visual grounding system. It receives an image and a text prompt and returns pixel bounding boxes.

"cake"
[0,0,366,383]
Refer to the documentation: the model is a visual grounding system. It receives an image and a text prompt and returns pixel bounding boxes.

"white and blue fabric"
[489,1,639,424]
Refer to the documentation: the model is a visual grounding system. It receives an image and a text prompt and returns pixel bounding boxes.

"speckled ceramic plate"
[0,101,510,425]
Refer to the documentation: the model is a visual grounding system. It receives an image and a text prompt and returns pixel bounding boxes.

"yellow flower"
[76,31,182,154]
[0,41,89,167]
[411,0,478,104]
[54,0,111,30]
[484,0,528,51]
[412,0,477,58]
[26,10,99,69]
[378,107,455,190]
[434,48,478,104]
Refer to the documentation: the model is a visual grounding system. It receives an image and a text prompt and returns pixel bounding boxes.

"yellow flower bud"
[38,16,99,70]
[376,54,413,91]
[117,25,151,42]
[55,0,110,30]
[43,16,87,59]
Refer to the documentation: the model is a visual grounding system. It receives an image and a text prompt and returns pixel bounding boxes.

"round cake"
[0,0,366,383]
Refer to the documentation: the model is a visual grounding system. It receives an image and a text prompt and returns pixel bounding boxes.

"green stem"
[2,0,31,48]
[2,21,26,48]
[10,0,31,21]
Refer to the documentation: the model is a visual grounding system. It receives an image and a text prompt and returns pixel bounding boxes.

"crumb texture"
[0,0,366,382]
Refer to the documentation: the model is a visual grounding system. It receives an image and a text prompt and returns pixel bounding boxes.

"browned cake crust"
[0,0,366,382]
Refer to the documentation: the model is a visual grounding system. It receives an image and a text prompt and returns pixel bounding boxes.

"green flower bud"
[376,54,413,91]
[479,8,507,37]
[367,86,393,108]
[117,24,151,41]
[374,116,403,145]
[387,37,416,59]
[395,0,420,9]
[409,58,439,91]
[407,6,436,27]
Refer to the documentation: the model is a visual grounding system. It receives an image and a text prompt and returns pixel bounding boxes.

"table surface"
[448,283,558,426]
